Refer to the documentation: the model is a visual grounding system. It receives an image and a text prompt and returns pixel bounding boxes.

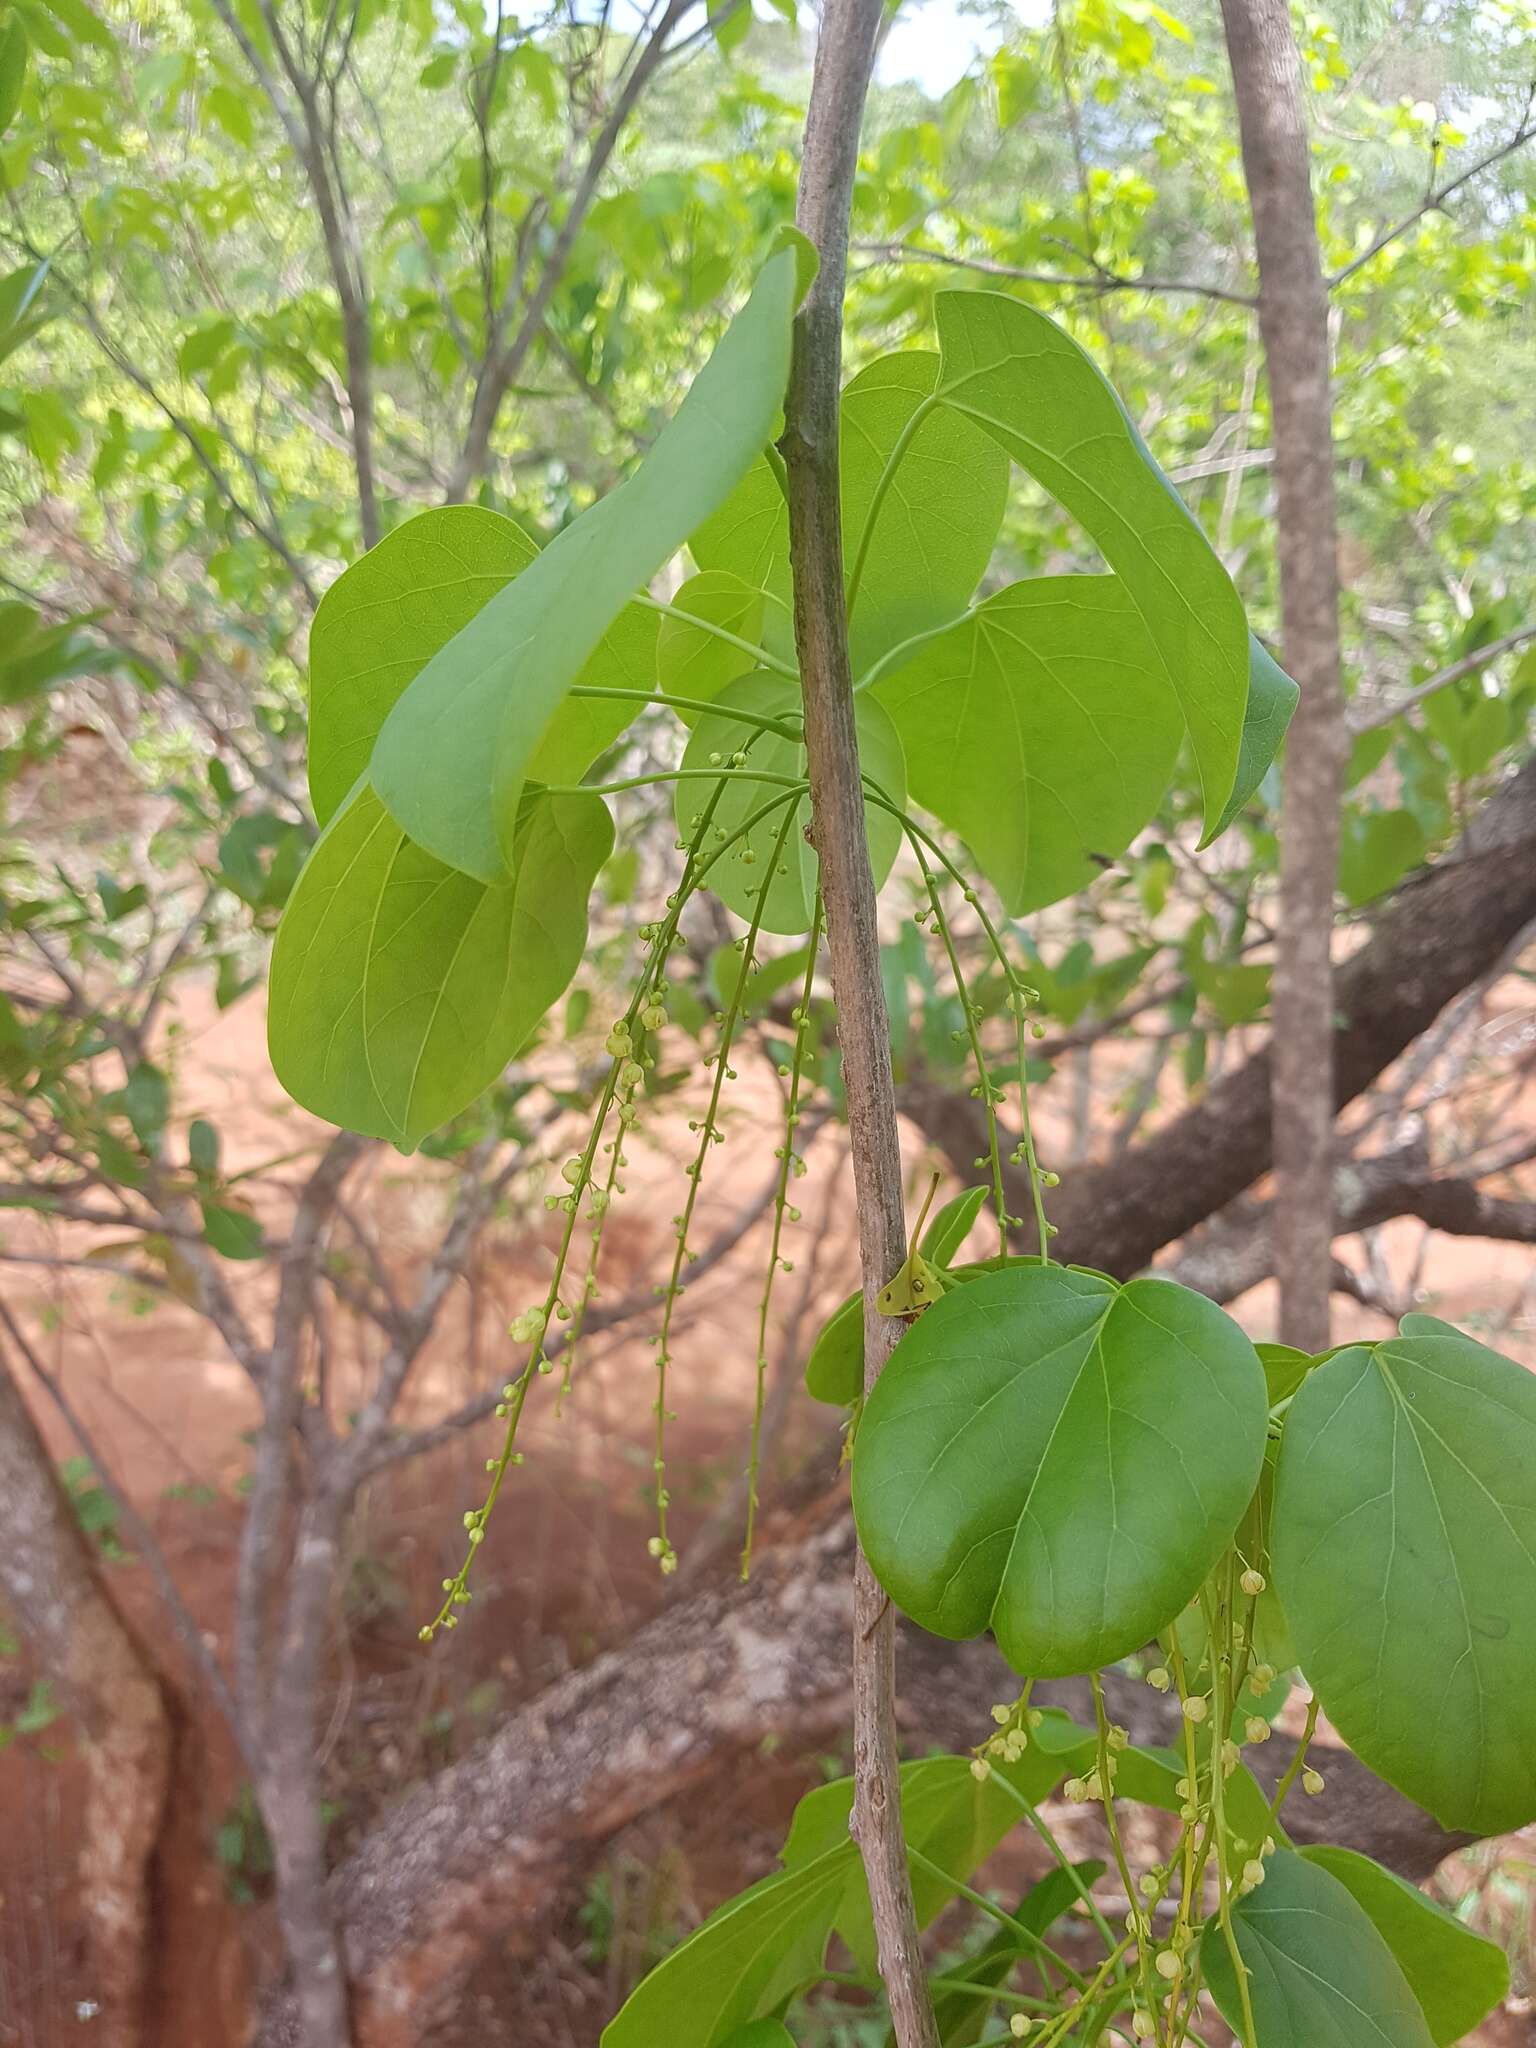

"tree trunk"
[781,0,936,2039]
[0,1356,173,2048]
[1221,0,1348,1350]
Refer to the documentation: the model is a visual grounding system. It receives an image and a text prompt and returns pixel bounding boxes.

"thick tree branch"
[905,753,1536,1277]
[782,2,936,2039]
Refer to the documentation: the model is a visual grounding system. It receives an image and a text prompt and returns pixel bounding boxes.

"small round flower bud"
[1154,1949,1181,1981]
[1181,1695,1208,1724]
[1009,2017,1031,2039]
[1240,1567,1267,1597]
[1250,1662,1276,1692]
[1245,1716,1271,1745]
[991,1704,1012,1724]
[1132,2011,1155,2040]
[1302,1766,1325,1796]
[1146,1666,1171,1692]
[969,1757,990,1782]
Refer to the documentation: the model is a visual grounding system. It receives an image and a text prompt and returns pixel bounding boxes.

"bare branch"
[1349,622,1536,733]
[852,238,1258,307]
[1330,90,1536,291]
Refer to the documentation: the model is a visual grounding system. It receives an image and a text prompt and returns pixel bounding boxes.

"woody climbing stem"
[779,0,938,2039]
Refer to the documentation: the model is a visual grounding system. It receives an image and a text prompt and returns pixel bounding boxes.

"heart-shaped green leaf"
[269,784,611,1147]
[308,504,653,828]
[870,575,1181,913]
[851,1265,1267,1675]
[931,291,1257,838]
[1271,1328,1536,1833]
[371,247,797,881]
[675,674,904,934]
[1203,1849,1434,2048]
[841,348,1008,677]
[1299,1847,1508,2045]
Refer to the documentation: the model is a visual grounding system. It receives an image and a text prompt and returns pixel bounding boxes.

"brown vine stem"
[780,0,938,2041]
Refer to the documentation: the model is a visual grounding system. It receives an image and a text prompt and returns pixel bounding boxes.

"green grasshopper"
[876,1171,954,1320]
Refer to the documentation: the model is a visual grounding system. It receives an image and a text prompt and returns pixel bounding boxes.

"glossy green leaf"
[931,291,1252,835]
[803,1288,863,1405]
[841,349,1008,677]
[269,785,611,1148]
[852,1266,1266,1675]
[1272,1329,1536,1833]
[1299,1846,1508,2044]
[372,248,798,881]
[1203,1849,1434,2048]
[675,674,904,934]
[656,570,780,724]
[923,1185,991,1266]
[1255,1343,1323,1406]
[871,575,1181,913]
[307,506,650,828]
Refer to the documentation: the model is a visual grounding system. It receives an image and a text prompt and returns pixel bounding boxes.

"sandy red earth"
[1,981,1532,2045]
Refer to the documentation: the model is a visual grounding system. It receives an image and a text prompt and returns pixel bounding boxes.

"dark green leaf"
[1203,1849,1434,2048]
[922,1185,991,1267]
[1272,1328,1536,1832]
[200,1200,264,1260]
[188,1117,219,1177]
[852,1266,1267,1675]
[122,1062,169,1150]
[1298,1846,1508,2045]
[1207,638,1299,838]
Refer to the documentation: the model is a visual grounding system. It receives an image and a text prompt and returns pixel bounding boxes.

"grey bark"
[1221,0,1348,1351]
